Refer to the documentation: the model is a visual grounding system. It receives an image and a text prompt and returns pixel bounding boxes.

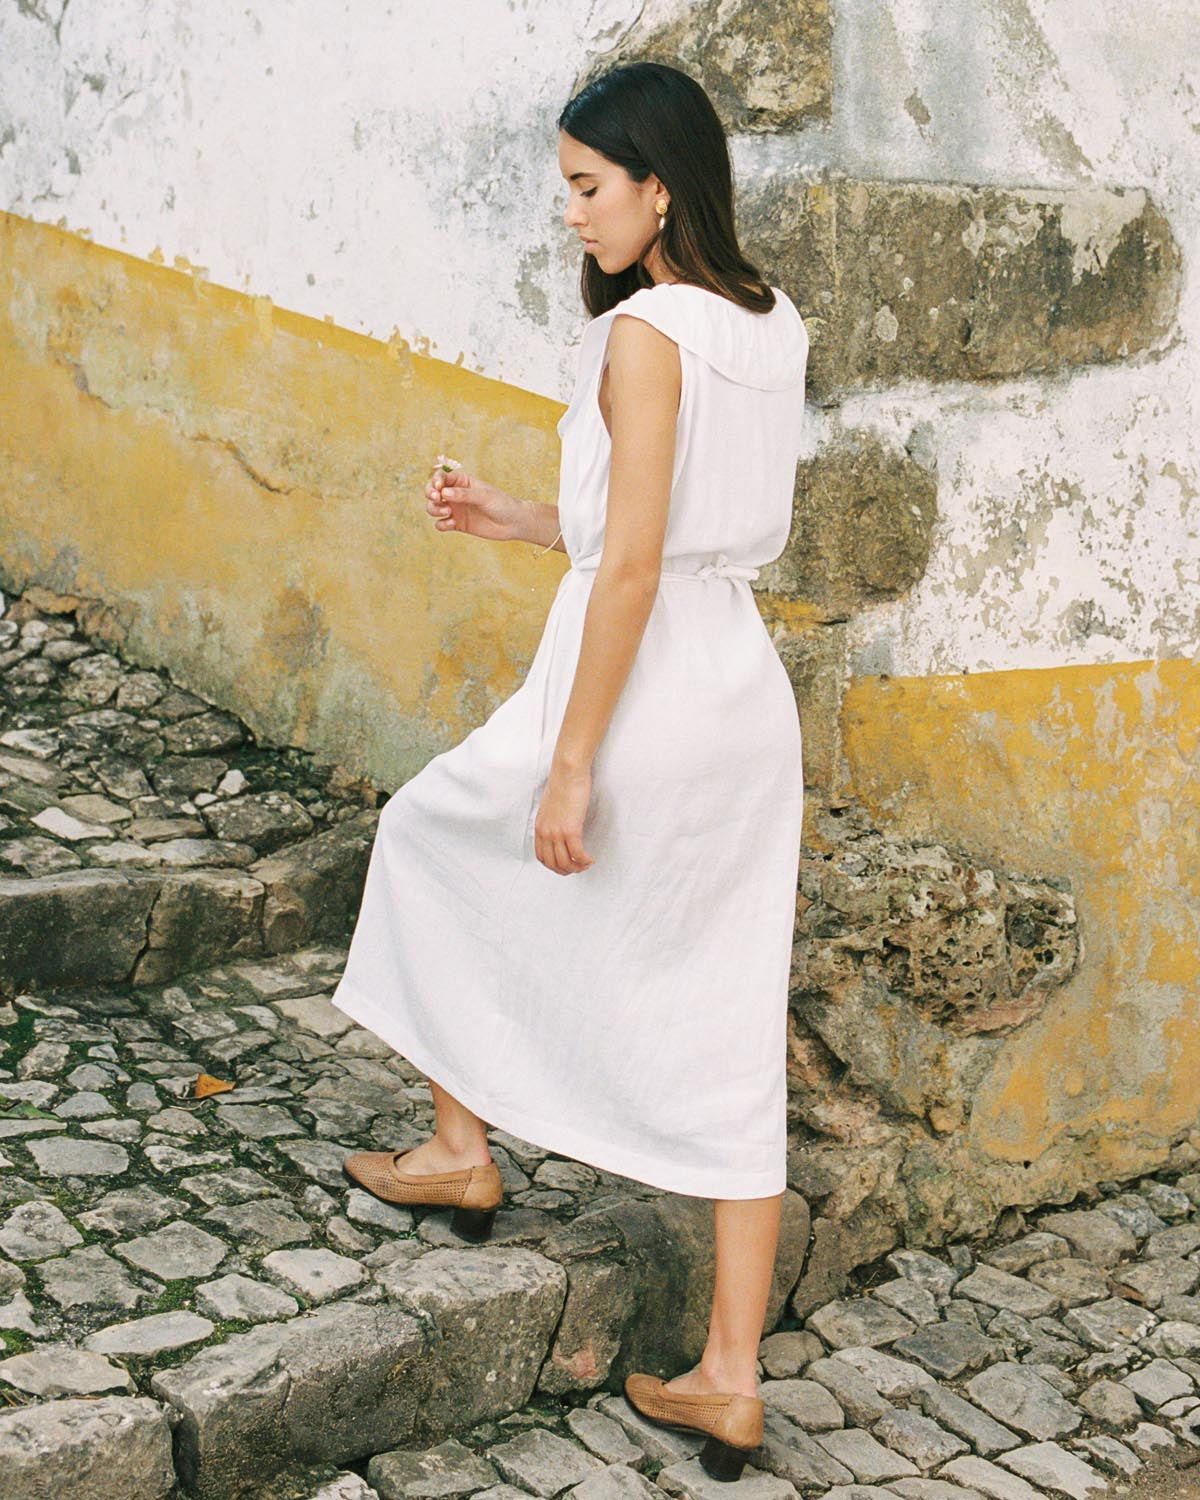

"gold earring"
[655,197,668,231]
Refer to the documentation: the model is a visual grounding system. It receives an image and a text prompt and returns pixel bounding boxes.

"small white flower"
[434,453,462,473]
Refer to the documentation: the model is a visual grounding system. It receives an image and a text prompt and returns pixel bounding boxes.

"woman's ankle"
[699,1352,759,1396]
[432,1132,493,1166]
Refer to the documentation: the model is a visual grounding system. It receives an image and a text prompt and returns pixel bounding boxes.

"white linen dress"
[329,280,809,1198]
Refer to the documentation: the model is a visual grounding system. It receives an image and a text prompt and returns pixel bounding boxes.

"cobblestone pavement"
[0,592,375,882]
[0,586,384,1004]
[2,950,1199,1498]
[0,947,669,1349]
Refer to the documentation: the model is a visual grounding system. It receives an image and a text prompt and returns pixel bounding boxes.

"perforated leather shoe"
[342,1147,503,1242]
[623,1371,763,1481]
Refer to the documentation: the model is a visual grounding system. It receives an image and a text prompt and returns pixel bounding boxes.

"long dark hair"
[557,61,774,319]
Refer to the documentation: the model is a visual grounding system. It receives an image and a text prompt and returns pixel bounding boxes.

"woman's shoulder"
[606,280,806,392]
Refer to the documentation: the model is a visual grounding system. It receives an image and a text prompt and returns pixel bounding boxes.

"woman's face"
[557,130,667,279]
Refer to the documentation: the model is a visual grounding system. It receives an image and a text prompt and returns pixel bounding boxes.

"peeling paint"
[842,657,1199,1163]
[0,211,567,789]
[838,381,1199,675]
[1060,187,1148,281]
[0,0,646,401]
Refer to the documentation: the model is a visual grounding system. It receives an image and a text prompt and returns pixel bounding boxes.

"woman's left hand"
[534,762,595,875]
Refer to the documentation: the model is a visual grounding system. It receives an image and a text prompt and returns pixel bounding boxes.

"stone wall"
[0,1,1196,1283]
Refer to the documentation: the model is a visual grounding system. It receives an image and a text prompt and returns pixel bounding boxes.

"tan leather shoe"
[623,1371,763,1481]
[342,1147,503,1243]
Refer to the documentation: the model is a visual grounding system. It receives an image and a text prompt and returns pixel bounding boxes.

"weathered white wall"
[0,0,637,392]
[808,1,1200,678]
[1,0,1196,677]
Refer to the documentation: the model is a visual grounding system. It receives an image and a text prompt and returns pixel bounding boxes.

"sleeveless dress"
[329,281,809,1198]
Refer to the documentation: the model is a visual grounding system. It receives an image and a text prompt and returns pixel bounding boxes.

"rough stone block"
[1035,1210,1138,1267]
[805,1296,917,1349]
[759,434,938,622]
[760,1377,844,1431]
[0,1394,174,1500]
[590,1190,808,1382]
[749,1405,855,1490]
[0,868,157,988]
[132,868,266,985]
[151,1302,428,1498]
[582,0,831,132]
[788,1208,902,1322]
[812,1425,920,1482]
[914,1381,1021,1456]
[655,1454,798,1500]
[963,1362,1083,1441]
[486,1428,605,1497]
[769,623,847,798]
[995,1439,1108,1499]
[253,810,378,952]
[564,1466,664,1500]
[805,1355,893,1427]
[562,1408,644,1469]
[891,1318,999,1380]
[590,1394,703,1467]
[537,1242,635,1396]
[743,179,1182,401]
[375,1246,567,1439]
[366,1435,498,1499]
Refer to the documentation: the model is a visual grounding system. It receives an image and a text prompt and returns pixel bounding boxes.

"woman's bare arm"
[551,314,679,773]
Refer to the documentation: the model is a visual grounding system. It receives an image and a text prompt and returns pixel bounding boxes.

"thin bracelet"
[535,527,563,557]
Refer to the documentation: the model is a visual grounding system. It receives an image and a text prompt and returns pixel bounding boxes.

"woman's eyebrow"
[566,171,597,182]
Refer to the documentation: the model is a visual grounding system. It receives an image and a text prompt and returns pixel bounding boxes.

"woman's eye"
[583,188,597,198]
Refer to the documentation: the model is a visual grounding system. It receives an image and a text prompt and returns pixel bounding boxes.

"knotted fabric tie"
[680,553,760,582]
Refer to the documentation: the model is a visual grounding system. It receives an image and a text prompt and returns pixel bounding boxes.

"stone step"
[0,585,385,993]
[7,1238,1200,1499]
[0,949,813,1498]
[142,1208,820,1500]
[3,955,1200,1495]
[0,812,379,991]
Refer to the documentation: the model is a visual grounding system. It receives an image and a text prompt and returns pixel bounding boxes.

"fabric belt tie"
[571,551,759,582]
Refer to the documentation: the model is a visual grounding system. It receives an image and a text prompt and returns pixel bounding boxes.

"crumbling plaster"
[1,0,1195,684]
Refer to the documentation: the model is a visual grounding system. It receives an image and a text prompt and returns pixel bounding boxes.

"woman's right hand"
[425,461,528,543]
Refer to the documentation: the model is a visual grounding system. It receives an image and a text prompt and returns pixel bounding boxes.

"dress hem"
[327,979,788,1201]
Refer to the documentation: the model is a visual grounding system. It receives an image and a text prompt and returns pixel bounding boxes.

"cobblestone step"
[0,585,384,992]
[2,949,1200,1498]
[0,947,811,1497]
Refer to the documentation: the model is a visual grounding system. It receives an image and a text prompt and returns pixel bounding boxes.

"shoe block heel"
[450,1204,498,1242]
[699,1435,751,1483]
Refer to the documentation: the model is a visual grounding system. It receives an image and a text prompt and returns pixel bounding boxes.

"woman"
[330,61,808,1482]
